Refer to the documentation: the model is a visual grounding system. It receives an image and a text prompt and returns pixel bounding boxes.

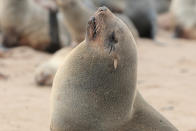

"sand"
[0,30,196,131]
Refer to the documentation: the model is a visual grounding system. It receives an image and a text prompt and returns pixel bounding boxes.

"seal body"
[124,0,157,39]
[171,0,196,39]
[0,0,71,52]
[50,7,177,131]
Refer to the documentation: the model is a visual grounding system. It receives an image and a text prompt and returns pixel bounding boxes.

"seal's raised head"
[86,6,136,63]
[51,7,138,130]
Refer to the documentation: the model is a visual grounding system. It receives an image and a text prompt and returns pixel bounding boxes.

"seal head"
[86,6,136,62]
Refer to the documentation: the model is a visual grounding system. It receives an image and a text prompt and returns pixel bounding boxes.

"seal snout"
[86,6,112,41]
[95,6,113,19]
[98,6,108,12]
[96,6,109,15]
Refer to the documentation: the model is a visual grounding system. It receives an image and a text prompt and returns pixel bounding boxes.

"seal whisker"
[95,24,100,33]
[92,17,97,38]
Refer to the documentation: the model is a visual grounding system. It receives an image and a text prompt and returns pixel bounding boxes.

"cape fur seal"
[171,0,196,39]
[124,0,157,39]
[0,0,71,52]
[56,0,92,43]
[50,7,177,131]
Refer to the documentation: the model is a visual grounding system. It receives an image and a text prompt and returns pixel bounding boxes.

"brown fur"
[50,7,177,131]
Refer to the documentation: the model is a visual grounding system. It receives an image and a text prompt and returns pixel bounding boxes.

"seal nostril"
[98,6,108,12]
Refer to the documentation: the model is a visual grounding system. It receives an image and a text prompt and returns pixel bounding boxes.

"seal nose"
[98,6,108,12]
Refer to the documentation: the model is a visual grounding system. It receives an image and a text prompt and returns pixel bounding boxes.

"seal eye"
[107,31,118,54]
[109,31,118,44]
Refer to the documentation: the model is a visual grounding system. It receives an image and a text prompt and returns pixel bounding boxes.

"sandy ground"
[0,30,196,131]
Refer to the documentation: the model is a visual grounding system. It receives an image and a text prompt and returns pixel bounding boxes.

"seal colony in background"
[0,0,71,53]
[56,0,138,43]
[0,0,172,86]
[50,7,178,131]
[171,0,196,39]
[92,0,158,39]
